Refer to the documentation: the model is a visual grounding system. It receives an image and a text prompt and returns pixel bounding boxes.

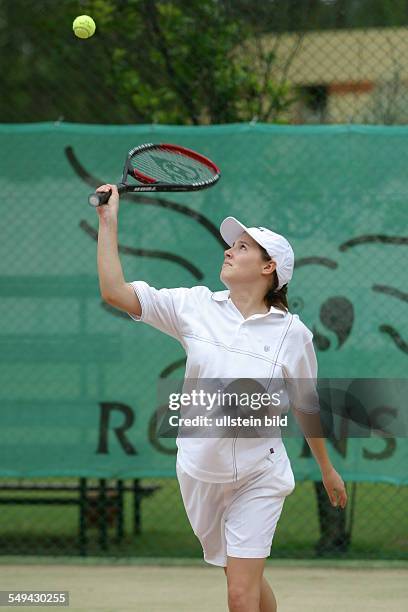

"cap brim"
[220,216,249,246]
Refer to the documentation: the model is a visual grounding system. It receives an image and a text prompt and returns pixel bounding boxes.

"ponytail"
[264,279,289,313]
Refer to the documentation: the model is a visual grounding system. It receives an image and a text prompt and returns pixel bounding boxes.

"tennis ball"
[73,15,96,39]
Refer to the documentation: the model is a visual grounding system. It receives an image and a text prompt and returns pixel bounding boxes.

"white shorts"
[176,449,295,567]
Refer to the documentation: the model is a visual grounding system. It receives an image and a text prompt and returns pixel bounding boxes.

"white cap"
[220,216,294,290]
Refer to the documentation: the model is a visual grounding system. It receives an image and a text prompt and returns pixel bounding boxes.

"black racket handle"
[88,189,112,207]
[88,183,128,207]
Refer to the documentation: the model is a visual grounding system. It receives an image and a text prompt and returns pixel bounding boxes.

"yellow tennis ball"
[73,15,96,39]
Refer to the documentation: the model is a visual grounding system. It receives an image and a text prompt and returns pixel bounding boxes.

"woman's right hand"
[94,184,120,220]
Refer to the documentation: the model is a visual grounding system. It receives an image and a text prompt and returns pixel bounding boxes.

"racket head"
[123,143,220,190]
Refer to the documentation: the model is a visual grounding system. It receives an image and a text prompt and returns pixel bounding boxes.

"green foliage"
[86,0,296,124]
[3,0,407,124]
[91,0,300,123]
[0,0,297,124]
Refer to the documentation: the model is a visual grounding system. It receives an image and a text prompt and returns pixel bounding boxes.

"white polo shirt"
[128,282,319,483]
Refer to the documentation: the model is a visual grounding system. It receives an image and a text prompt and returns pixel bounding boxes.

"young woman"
[96,184,347,612]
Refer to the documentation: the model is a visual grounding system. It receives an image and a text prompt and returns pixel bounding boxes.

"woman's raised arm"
[96,183,141,317]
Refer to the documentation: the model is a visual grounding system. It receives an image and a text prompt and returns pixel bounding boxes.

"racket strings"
[130,147,216,185]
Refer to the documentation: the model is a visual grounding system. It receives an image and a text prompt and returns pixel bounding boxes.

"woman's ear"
[263,259,276,275]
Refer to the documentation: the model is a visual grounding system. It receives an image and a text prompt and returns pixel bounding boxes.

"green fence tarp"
[0,123,407,484]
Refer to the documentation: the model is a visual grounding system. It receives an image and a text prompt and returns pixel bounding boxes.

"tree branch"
[143,0,200,124]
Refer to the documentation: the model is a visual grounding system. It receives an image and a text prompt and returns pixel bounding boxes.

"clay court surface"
[0,562,407,611]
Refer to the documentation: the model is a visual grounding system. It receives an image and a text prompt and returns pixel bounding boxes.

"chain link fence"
[0,0,407,561]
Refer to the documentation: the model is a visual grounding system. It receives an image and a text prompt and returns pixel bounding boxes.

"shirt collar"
[211,290,230,302]
[211,290,286,317]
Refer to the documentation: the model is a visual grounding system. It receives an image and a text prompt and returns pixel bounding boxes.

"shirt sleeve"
[126,280,192,343]
[283,329,320,414]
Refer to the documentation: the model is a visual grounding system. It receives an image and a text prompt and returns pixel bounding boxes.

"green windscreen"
[0,123,407,484]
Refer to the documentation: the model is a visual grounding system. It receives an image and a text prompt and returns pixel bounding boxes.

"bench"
[0,479,161,556]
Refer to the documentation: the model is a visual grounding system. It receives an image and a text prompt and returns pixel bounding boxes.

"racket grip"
[88,189,112,207]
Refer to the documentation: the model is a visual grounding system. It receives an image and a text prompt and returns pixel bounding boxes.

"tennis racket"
[88,142,221,207]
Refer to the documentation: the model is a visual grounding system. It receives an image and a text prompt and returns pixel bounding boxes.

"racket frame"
[88,142,221,207]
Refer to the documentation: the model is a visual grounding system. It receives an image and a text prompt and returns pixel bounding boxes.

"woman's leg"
[223,562,277,612]
[223,556,272,612]
[258,575,277,612]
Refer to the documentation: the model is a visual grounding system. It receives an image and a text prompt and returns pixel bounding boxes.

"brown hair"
[259,246,289,313]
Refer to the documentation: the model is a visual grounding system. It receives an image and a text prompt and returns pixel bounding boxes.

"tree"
[0,0,299,124]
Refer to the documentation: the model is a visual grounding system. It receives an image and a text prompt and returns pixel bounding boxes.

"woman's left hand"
[321,466,348,509]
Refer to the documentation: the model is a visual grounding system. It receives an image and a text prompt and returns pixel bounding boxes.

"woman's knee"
[227,584,260,611]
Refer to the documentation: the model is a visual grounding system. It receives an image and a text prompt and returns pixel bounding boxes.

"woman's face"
[220,231,275,287]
